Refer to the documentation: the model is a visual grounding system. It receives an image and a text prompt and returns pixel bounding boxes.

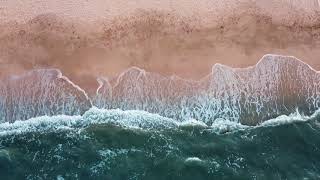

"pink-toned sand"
[1,0,320,91]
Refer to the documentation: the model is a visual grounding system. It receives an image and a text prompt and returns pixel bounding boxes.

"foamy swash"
[1,54,319,125]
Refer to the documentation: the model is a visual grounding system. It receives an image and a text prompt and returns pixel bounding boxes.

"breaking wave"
[1,105,319,137]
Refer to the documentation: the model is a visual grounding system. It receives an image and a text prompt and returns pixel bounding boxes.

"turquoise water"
[0,110,320,180]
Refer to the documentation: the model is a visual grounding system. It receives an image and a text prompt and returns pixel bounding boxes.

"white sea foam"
[95,54,320,126]
[0,69,91,123]
[0,107,178,137]
[260,108,320,127]
[82,107,178,129]
[0,115,82,137]
[179,119,208,128]
[210,118,249,134]
[1,54,320,127]
[184,157,205,165]
[0,106,319,137]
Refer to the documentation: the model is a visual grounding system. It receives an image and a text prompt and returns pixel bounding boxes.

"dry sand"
[1,0,320,92]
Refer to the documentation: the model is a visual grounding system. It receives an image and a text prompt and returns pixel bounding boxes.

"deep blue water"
[0,110,319,180]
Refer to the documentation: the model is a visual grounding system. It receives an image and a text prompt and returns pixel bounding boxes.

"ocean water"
[0,108,320,180]
[1,55,320,179]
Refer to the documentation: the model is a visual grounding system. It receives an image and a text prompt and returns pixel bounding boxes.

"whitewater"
[1,54,320,179]
[0,106,318,137]
[2,54,320,125]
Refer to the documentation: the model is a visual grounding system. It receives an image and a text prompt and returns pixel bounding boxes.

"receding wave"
[1,54,320,126]
[0,69,91,123]
[95,54,320,125]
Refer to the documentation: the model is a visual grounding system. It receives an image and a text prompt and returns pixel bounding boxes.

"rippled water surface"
[1,109,320,180]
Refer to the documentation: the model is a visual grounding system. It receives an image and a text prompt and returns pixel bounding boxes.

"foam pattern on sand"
[1,54,320,125]
[0,69,91,123]
[95,55,320,125]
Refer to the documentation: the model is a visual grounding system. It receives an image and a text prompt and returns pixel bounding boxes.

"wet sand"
[1,0,320,92]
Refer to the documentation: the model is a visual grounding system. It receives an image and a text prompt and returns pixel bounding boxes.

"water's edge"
[1,54,320,126]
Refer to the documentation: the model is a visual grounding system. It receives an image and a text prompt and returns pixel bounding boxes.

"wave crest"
[1,106,319,137]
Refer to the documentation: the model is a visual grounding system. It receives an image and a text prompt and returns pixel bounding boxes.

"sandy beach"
[1,0,320,91]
